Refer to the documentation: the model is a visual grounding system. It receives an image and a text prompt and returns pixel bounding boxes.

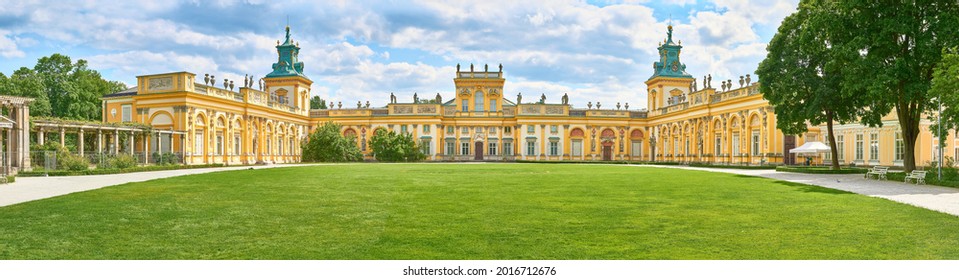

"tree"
[369,129,425,162]
[310,95,327,109]
[301,121,362,162]
[32,54,125,120]
[842,1,959,171]
[756,0,869,169]
[0,68,53,117]
[930,47,959,149]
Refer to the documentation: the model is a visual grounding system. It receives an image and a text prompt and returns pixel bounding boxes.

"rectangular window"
[732,133,740,156]
[446,142,454,155]
[266,138,271,155]
[527,141,536,156]
[504,142,512,156]
[855,134,864,161]
[895,132,904,161]
[234,134,241,155]
[870,133,879,161]
[837,135,845,161]
[400,125,408,134]
[550,125,558,134]
[447,126,454,134]
[504,126,512,134]
[476,127,484,133]
[824,133,831,160]
[488,142,498,156]
[462,127,469,134]
[421,140,431,155]
[121,104,132,122]
[423,125,430,133]
[549,141,559,156]
[631,141,642,157]
[490,127,497,135]
[714,134,722,155]
[751,131,760,156]
[195,131,204,155]
[572,140,583,157]
[216,134,224,155]
[527,125,535,134]
[278,138,283,155]
[461,142,470,155]
[461,99,468,111]
[673,137,681,156]
[490,100,497,111]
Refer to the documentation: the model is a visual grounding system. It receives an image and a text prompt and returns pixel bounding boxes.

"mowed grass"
[1,163,958,259]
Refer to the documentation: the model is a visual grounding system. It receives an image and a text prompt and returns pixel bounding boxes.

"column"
[97,130,103,154]
[38,128,44,145]
[113,129,120,154]
[5,129,11,175]
[19,105,30,171]
[59,128,65,147]
[128,133,134,155]
[78,129,85,157]
[144,133,151,163]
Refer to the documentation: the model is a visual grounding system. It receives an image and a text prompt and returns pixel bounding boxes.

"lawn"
[1,163,958,259]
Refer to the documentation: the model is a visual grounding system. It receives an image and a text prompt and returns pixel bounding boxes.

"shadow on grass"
[771,180,854,195]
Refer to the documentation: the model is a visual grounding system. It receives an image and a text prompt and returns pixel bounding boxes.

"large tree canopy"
[369,129,425,162]
[930,47,959,152]
[756,0,868,169]
[1,53,126,121]
[842,0,959,171]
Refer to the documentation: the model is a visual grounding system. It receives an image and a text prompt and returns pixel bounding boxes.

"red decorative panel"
[630,129,644,140]
[570,128,585,138]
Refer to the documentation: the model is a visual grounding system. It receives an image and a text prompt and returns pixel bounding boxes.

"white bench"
[904,170,927,185]
[865,166,889,180]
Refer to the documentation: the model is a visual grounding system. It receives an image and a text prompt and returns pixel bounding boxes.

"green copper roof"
[649,25,693,80]
[266,26,309,79]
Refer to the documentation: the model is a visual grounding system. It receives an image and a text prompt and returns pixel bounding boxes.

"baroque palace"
[102,25,950,167]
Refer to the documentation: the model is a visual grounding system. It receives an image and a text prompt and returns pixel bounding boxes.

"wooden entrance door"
[783,135,796,165]
[474,141,484,160]
[602,145,612,161]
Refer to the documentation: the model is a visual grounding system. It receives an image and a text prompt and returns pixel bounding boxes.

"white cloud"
[0,31,24,58]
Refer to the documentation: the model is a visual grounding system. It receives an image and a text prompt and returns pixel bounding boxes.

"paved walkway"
[0,164,317,207]
[645,165,959,217]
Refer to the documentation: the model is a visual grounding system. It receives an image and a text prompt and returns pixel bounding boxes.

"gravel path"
[0,164,319,207]
[644,165,959,217]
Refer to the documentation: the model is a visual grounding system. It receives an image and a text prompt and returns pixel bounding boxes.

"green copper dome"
[649,25,692,80]
[266,26,308,79]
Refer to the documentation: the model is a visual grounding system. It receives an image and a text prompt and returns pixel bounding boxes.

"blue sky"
[0,0,798,109]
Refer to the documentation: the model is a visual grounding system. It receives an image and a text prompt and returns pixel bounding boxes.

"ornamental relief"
[545,106,564,115]
[394,105,413,114]
[148,77,173,90]
[522,106,540,114]
[416,106,436,114]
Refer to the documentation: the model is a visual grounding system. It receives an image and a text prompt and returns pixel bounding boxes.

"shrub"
[153,152,181,165]
[59,153,90,171]
[369,129,425,162]
[111,154,139,169]
[301,122,363,162]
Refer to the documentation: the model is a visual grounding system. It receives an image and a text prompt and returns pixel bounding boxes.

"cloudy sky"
[0,0,798,110]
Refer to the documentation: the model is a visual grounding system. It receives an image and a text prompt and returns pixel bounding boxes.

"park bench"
[904,170,927,185]
[864,166,889,180]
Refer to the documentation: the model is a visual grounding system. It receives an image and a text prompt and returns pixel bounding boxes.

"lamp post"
[939,89,943,181]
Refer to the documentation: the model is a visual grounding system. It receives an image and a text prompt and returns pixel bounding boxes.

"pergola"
[32,120,187,164]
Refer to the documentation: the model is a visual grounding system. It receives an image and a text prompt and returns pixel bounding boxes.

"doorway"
[474,141,484,160]
[602,145,612,161]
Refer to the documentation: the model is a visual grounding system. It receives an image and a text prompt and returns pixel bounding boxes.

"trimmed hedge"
[19,164,226,177]
[886,172,959,188]
[687,163,778,170]
[512,160,775,169]
[776,166,868,174]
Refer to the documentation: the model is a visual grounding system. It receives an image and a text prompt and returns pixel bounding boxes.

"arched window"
[474,91,484,112]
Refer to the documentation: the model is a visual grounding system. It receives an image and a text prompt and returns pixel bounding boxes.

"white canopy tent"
[789,141,832,154]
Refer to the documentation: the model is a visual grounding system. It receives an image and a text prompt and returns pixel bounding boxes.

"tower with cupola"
[263,25,312,115]
[645,24,694,112]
